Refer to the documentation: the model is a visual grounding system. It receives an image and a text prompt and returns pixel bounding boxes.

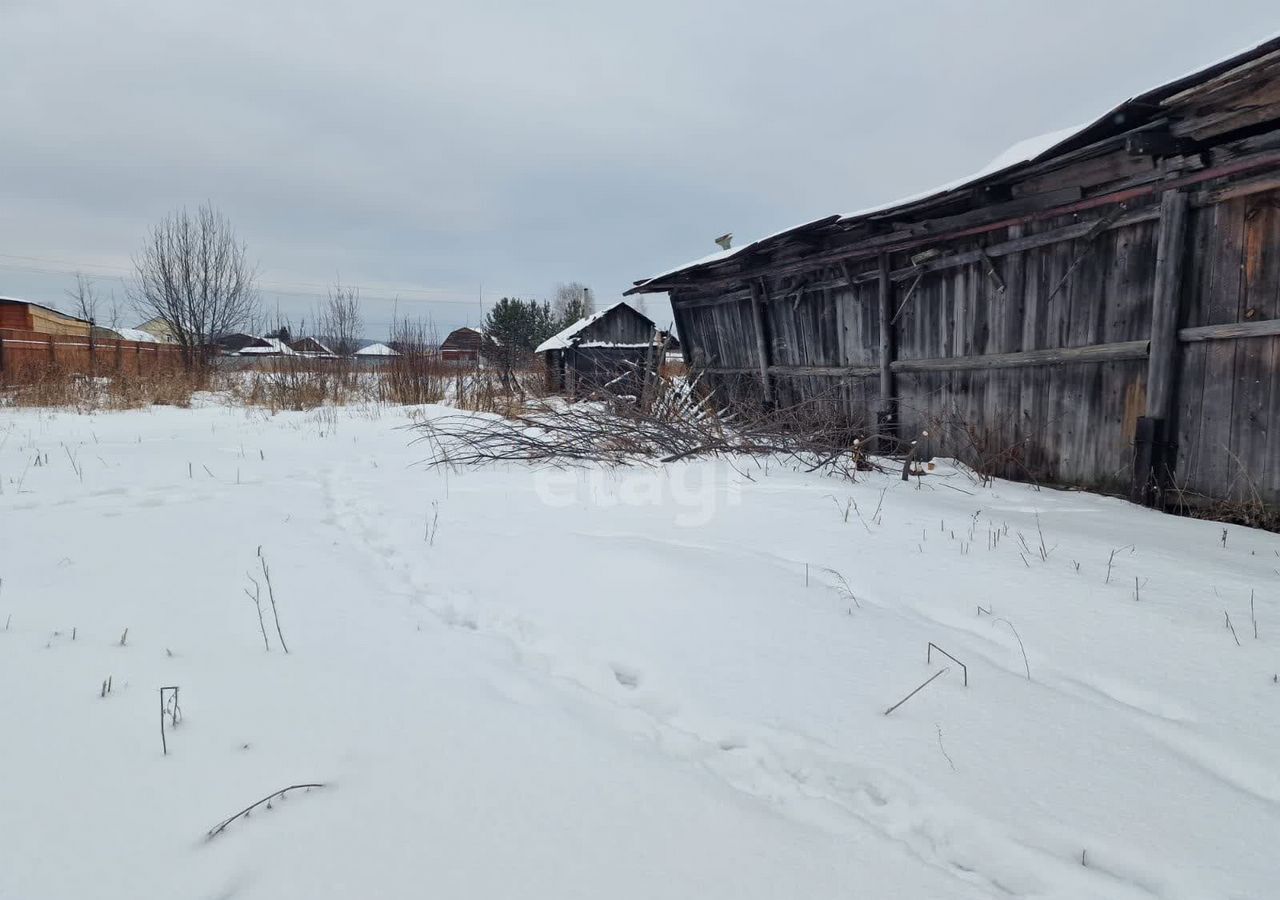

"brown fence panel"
[0,329,185,385]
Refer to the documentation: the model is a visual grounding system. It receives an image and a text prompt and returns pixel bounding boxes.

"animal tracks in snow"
[317,465,1152,899]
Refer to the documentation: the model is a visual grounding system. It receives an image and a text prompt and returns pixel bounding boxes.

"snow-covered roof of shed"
[290,337,336,355]
[626,32,1280,294]
[354,341,399,356]
[535,301,647,353]
[110,327,160,343]
[239,337,296,356]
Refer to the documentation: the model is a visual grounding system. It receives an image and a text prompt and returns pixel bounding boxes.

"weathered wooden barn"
[440,326,493,363]
[628,36,1280,511]
[537,301,658,396]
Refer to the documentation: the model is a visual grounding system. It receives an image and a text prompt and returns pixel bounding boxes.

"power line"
[0,254,541,307]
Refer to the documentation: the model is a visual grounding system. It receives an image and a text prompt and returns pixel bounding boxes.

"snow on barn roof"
[110,327,161,343]
[290,337,336,355]
[238,337,297,356]
[354,341,399,357]
[626,32,1280,294]
[536,301,642,353]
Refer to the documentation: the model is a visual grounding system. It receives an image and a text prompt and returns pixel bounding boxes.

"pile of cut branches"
[415,376,884,479]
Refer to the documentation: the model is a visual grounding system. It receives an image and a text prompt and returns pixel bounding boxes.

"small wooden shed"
[537,302,657,396]
[0,298,90,337]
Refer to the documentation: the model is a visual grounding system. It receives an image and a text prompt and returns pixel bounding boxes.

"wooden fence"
[0,329,185,384]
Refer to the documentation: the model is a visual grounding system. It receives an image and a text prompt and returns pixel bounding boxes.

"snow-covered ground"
[1,399,1277,899]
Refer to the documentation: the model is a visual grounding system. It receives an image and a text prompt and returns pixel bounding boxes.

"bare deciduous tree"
[553,281,592,325]
[104,288,122,330]
[321,282,363,356]
[66,273,99,324]
[130,204,258,366]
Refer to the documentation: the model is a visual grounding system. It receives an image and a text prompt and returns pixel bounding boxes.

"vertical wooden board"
[864,282,880,366]
[1198,198,1246,497]
[1048,236,1076,350]
[1025,364,1053,481]
[925,272,942,359]
[722,302,746,367]
[840,287,855,365]
[804,291,820,365]
[965,262,983,356]
[820,289,839,365]
[1174,205,1216,490]
[1019,239,1046,475]
[699,307,721,367]
[1093,359,1123,488]
[907,275,928,360]
[1120,362,1150,489]
[944,269,960,358]
[1000,239,1027,355]
[1022,240,1044,351]
[791,291,809,366]
[834,285,849,366]
[1073,226,1110,350]
[812,290,831,365]
[765,295,787,366]
[1044,361,1068,483]
[925,273,942,358]
[671,298,694,364]
[897,276,918,360]
[1260,198,1280,501]
[1070,360,1099,484]
[862,283,878,365]
[847,284,868,365]
[998,232,1028,458]
[1236,195,1280,501]
[1106,219,1158,343]
[967,257,984,356]
[865,283,880,365]
[951,265,968,358]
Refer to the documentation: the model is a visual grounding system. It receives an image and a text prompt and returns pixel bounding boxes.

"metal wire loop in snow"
[926,643,968,686]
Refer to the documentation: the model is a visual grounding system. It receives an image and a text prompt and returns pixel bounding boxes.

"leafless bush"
[380,317,447,405]
[236,357,357,411]
[320,282,364,358]
[920,405,1041,488]
[453,366,542,417]
[1166,452,1280,532]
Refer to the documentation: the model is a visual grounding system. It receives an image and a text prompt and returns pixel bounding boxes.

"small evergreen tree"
[484,298,559,370]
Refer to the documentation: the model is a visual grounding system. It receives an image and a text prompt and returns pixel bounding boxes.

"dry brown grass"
[3,352,547,421]
[453,368,547,417]
[2,365,204,411]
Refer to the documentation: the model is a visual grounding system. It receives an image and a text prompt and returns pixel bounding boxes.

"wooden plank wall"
[1176,188,1280,504]
[672,188,1280,504]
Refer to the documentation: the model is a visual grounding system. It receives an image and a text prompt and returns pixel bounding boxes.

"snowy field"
[1,399,1278,899]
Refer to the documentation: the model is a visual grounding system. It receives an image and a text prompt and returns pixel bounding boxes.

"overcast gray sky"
[1,1,1276,338]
